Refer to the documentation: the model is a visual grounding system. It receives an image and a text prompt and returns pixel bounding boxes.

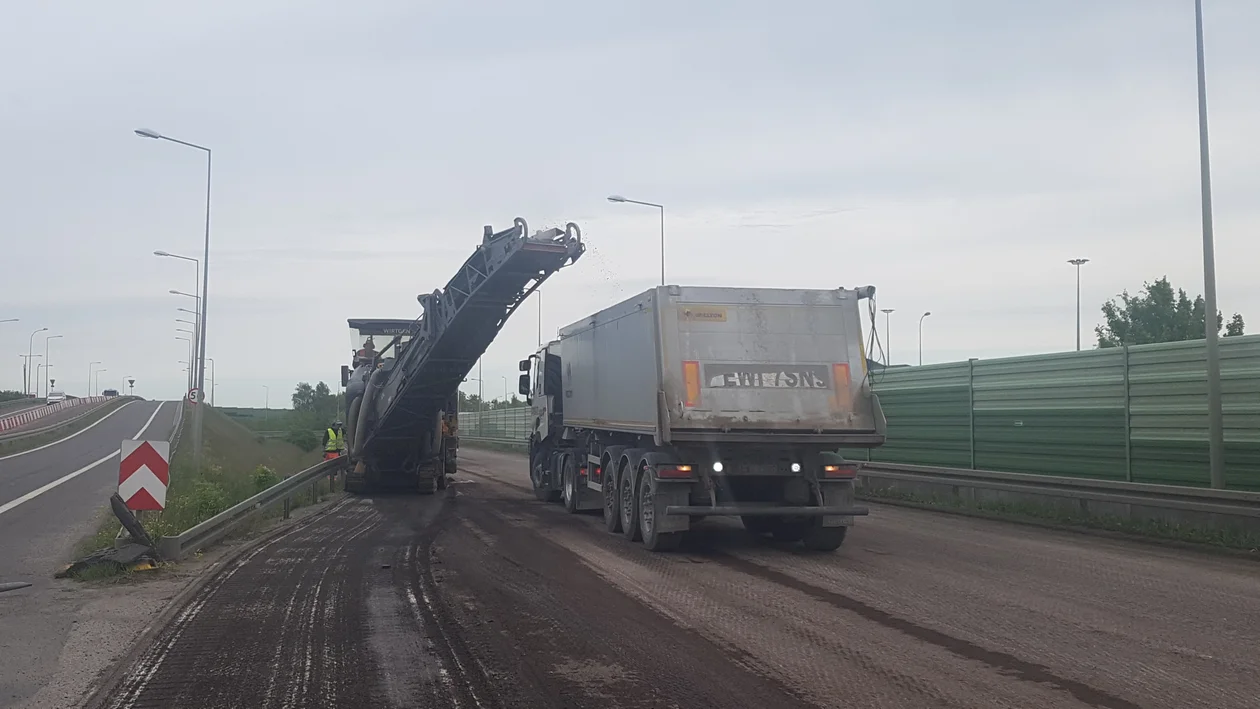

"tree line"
[1096,276,1244,348]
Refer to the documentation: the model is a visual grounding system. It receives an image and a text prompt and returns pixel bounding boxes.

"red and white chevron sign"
[118,440,170,511]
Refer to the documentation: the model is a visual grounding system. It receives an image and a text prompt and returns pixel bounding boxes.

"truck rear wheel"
[771,519,808,543]
[801,523,847,551]
[619,468,641,541]
[603,466,622,533]
[639,475,682,552]
[741,517,776,536]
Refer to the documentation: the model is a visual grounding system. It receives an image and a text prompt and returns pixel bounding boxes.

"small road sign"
[187,388,200,404]
[119,440,170,511]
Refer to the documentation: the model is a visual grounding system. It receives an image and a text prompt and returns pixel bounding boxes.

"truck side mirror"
[519,359,531,372]
[518,374,530,397]
[341,365,350,387]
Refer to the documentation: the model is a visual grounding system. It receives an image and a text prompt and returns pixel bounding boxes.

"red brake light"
[823,464,857,478]
[658,464,693,479]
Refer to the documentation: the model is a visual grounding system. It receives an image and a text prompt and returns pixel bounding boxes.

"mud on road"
[92,449,1260,709]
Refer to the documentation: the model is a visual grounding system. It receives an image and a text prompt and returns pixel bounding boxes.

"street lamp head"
[880,308,895,314]
[135,128,163,140]
[0,318,17,323]
[1068,258,1090,266]
[607,195,627,203]
[923,311,932,317]
[154,250,170,257]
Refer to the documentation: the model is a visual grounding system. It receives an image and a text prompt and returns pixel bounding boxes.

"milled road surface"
[0,400,176,708]
[95,448,1259,709]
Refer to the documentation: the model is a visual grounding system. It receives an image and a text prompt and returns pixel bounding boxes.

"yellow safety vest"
[325,428,341,452]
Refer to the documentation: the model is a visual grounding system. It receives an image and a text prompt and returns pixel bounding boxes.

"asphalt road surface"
[0,399,176,708]
[94,447,1259,709]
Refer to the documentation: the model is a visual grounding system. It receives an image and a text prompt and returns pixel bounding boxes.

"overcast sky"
[2,1,1257,408]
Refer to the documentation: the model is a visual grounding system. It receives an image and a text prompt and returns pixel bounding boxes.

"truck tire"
[531,450,560,502]
[801,523,847,551]
[639,475,682,552]
[619,466,641,542]
[741,517,776,536]
[345,396,362,453]
[562,455,581,514]
[418,477,439,495]
[603,464,622,533]
[771,519,807,542]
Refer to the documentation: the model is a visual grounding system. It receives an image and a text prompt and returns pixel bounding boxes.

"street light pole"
[137,129,212,470]
[880,309,895,365]
[19,355,40,397]
[206,358,215,406]
[94,368,106,396]
[1192,0,1225,489]
[918,312,932,366]
[26,327,47,395]
[157,251,200,387]
[176,337,193,391]
[44,334,62,397]
[88,361,101,397]
[1067,259,1090,351]
[607,195,666,285]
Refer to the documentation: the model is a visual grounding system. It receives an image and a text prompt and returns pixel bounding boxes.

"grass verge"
[71,405,330,579]
[859,485,1260,556]
[0,399,131,457]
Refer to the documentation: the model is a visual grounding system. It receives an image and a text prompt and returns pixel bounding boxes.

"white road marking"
[0,400,137,462]
[0,402,170,517]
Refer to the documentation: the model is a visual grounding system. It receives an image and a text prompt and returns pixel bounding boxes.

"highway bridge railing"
[453,430,1260,540]
[157,456,345,561]
[0,396,130,445]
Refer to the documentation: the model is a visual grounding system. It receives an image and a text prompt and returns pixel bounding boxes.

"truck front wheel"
[530,449,560,502]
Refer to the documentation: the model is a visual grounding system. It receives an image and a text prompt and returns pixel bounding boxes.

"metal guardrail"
[157,457,345,561]
[856,462,1260,527]
[455,433,1260,534]
[0,397,128,444]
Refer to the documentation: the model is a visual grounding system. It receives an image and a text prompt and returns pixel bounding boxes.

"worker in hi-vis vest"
[323,421,345,460]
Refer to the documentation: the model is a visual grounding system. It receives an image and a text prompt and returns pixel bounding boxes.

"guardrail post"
[1123,345,1132,482]
[283,496,291,520]
[968,357,977,469]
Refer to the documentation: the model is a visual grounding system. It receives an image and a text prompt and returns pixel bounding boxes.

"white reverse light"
[712,461,724,473]
[790,462,802,473]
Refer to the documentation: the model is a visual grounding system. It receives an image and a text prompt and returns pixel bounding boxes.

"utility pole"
[1068,259,1089,351]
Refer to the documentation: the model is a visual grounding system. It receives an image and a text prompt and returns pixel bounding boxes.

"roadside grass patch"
[73,406,325,568]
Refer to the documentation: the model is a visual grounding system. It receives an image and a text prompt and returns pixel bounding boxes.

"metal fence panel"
[456,336,1260,491]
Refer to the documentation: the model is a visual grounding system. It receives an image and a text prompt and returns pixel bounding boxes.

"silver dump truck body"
[556,285,885,445]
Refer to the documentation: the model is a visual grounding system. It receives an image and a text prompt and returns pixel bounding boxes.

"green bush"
[253,465,280,492]
[285,429,319,452]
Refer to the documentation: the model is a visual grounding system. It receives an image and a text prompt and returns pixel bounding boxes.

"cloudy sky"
[2,0,1257,408]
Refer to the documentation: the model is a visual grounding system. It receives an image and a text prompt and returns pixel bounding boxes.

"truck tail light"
[832,363,852,411]
[683,361,701,407]
[657,464,693,479]
[823,464,857,478]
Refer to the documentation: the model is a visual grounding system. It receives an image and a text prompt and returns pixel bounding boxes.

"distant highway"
[0,400,176,709]
[92,447,1260,709]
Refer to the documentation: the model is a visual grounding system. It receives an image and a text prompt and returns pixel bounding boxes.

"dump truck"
[341,217,584,494]
[517,285,887,551]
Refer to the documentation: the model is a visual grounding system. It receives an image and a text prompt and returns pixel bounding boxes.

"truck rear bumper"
[664,505,868,517]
